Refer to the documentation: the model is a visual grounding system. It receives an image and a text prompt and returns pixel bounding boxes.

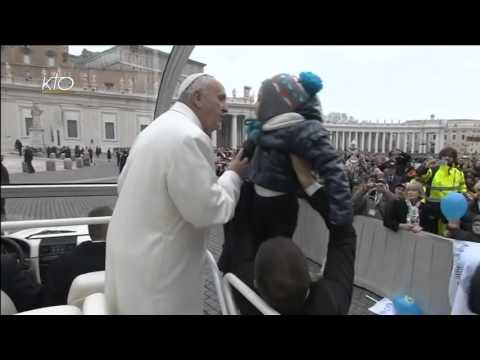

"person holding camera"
[352,176,395,220]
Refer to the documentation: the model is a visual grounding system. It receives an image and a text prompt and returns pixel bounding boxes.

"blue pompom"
[299,72,323,96]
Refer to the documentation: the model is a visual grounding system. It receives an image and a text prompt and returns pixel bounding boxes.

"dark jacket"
[300,189,356,315]
[1,254,48,312]
[385,174,405,193]
[470,265,480,314]
[460,205,480,232]
[24,148,33,162]
[383,198,426,232]
[44,241,106,305]
[449,228,480,243]
[249,113,352,226]
[219,182,356,315]
[1,163,9,185]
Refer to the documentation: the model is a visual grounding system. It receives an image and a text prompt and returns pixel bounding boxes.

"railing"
[223,273,279,315]
[1,184,117,198]
[1,216,111,232]
[205,250,228,315]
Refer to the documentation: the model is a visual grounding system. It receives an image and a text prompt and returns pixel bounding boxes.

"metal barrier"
[2,216,112,232]
[1,184,117,198]
[205,250,229,315]
[293,199,454,315]
[223,273,280,315]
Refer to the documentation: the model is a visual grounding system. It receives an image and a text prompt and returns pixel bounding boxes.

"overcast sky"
[69,45,480,122]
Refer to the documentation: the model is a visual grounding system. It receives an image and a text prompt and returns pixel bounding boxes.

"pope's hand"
[228,148,249,177]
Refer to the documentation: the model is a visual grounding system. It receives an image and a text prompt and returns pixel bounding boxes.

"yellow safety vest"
[419,165,467,202]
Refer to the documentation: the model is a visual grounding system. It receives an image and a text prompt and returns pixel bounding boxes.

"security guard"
[416,147,467,235]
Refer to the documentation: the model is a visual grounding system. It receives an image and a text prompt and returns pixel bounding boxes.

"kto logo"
[42,73,75,91]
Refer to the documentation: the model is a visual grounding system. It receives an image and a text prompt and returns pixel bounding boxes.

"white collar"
[170,101,203,131]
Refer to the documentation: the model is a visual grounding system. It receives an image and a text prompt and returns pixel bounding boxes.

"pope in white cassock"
[105,73,249,314]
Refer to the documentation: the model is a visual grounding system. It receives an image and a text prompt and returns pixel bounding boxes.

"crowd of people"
[215,147,235,176]
[341,145,479,242]
[213,138,480,243]
[10,140,122,173]
[13,140,110,162]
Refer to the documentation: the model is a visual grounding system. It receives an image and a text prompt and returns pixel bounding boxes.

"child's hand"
[411,225,423,233]
[447,220,460,230]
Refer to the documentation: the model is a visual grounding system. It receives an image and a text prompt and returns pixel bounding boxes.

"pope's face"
[194,80,227,134]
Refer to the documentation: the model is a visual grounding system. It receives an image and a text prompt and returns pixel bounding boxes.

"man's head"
[394,183,406,198]
[88,206,113,241]
[383,161,396,177]
[439,146,458,166]
[465,171,477,191]
[178,74,227,135]
[472,215,480,236]
[254,236,311,314]
[367,176,377,188]
[474,159,480,173]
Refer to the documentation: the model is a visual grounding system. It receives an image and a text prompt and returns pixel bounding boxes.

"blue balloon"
[393,294,423,315]
[440,192,468,221]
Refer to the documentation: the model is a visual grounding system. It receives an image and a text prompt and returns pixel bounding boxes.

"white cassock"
[105,102,242,314]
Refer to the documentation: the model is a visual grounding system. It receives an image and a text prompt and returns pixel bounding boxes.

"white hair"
[179,75,216,104]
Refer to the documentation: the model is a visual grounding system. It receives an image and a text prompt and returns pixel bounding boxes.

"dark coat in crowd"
[383,198,426,232]
[385,174,406,193]
[15,139,22,156]
[449,227,480,243]
[470,265,480,314]
[24,148,33,163]
[1,160,10,218]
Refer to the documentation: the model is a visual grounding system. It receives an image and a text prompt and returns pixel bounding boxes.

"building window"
[48,56,55,67]
[462,135,465,140]
[444,135,447,141]
[105,122,115,139]
[453,135,456,140]
[23,54,31,64]
[67,120,78,138]
[102,113,117,141]
[63,110,80,139]
[21,108,33,137]
[25,117,33,136]
[137,115,151,134]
